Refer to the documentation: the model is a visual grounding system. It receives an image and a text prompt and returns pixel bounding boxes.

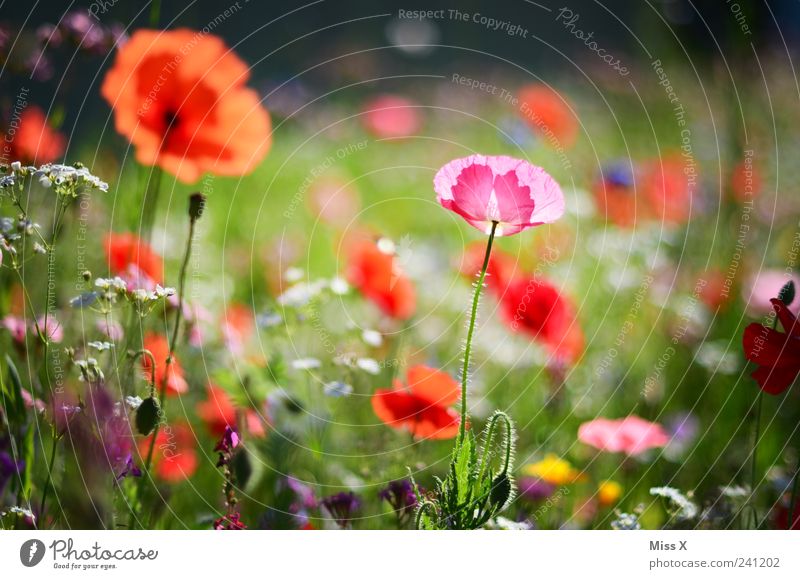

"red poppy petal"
[407,365,460,406]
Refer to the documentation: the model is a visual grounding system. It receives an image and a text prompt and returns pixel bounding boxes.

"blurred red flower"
[517,84,578,148]
[372,365,460,440]
[101,29,271,183]
[196,384,265,438]
[142,333,188,396]
[139,423,197,482]
[105,232,164,285]
[499,275,584,365]
[743,298,800,395]
[730,157,761,202]
[642,156,693,224]
[578,416,669,456]
[221,303,255,355]
[591,162,640,228]
[361,95,421,138]
[459,242,519,294]
[3,105,66,165]
[434,154,564,237]
[346,239,416,320]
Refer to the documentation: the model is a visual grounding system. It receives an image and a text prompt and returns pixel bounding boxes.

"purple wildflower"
[321,491,361,529]
[518,477,555,502]
[379,479,418,522]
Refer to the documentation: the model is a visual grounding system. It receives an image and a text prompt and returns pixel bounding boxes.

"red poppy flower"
[101,29,271,183]
[743,298,800,395]
[371,365,460,440]
[361,95,421,139]
[434,155,564,237]
[459,243,518,295]
[346,239,416,320]
[517,84,578,148]
[499,276,584,364]
[642,156,693,224]
[196,384,265,438]
[221,303,255,355]
[142,333,188,396]
[105,232,163,285]
[138,422,197,482]
[3,105,66,165]
[730,158,761,202]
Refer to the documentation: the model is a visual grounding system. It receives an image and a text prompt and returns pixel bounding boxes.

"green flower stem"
[459,221,498,442]
[38,430,60,527]
[129,211,197,528]
[788,456,800,529]
[750,390,763,496]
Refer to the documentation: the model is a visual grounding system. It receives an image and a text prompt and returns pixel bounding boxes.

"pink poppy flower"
[361,95,421,138]
[578,416,669,456]
[434,155,564,236]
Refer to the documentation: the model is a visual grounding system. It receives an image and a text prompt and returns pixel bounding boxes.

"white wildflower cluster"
[485,516,533,530]
[0,215,42,263]
[277,275,350,308]
[87,341,114,351]
[94,277,128,304]
[75,357,105,383]
[611,510,641,530]
[130,284,175,307]
[1,161,108,198]
[334,353,381,375]
[0,506,36,524]
[650,486,698,520]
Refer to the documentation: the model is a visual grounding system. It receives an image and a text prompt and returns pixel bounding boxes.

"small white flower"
[323,381,353,397]
[87,341,114,351]
[356,358,380,375]
[284,267,304,283]
[329,277,350,295]
[125,396,143,410]
[361,329,383,347]
[291,358,321,370]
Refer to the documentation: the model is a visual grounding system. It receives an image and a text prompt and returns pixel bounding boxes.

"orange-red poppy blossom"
[346,239,416,320]
[138,422,197,482]
[517,84,578,149]
[372,365,460,440]
[105,232,164,285]
[101,29,271,183]
[142,332,188,396]
[3,105,66,165]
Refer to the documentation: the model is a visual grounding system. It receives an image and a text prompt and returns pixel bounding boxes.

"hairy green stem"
[459,221,498,442]
[129,214,196,528]
[38,431,59,526]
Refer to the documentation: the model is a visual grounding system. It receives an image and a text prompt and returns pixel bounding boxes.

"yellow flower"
[597,480,623,506]
[523,453,585,485]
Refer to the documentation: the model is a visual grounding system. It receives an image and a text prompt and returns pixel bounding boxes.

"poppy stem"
[130,204,197,529]
[750,390,763,501]
[38,429,60,528]
[459,221,498,442]
[788,461,800,529]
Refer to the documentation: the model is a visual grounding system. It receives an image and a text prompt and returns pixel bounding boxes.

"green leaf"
[3,355,26,424]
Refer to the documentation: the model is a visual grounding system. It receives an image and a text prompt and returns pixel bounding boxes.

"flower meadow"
[1,3,800,533]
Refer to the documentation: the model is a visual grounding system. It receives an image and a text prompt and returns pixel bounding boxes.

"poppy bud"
[135,396,161,435]
[188,192,206,221]
[82,270,92,282]
[778,280,795,307]
[490,472,512,510]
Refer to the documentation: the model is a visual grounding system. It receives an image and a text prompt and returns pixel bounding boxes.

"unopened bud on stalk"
[188,192,206,221]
